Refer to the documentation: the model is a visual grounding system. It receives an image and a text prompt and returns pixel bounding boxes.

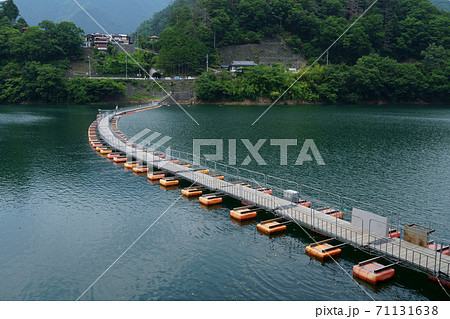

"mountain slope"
[134,1,175,37]
[13,0,173,34]
[429,0,450,11]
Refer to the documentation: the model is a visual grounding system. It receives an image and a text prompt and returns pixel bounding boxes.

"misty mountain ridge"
[13,0,173,34]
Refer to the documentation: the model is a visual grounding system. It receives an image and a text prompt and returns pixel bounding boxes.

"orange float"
[147,171,168,180]
[100,149,113,155]
[305,242,343,260]
[318,207,344,219]
[133,165,148,173]
[256,187,272,195]
[234,182,251,188]
[257,218,289,235]
[211,173,225,180]
[160,177,179,187]
[113,156,127,163]
[353,258,396,285]
[107,152,124,159]
[230,207,259,221]
[147,152,165,159]
[428,276,450,289]
[328,211,343,219]
[177,161,191,168]
[124,161,139,169]
[96,146,109,152]
[428,241,450,255]
[299,200,311,208]
[195,169,210,174]
[199,195,223,206]
[181,188,203,197]
[388,229,401,238]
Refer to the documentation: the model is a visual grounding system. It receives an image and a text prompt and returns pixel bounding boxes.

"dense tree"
[19,62,67,103]
[0,26,20,62]
[148,0,449,71]
[66,79,126,103]
[420,43,450,101]
[157,24,210,74]
[1,0,19,26]
[14,17,27,29]
[134,2,176,40]
[94,46,155,76]
[38,20,84,60]
[0,1,126,104]
[8,20,83,63]
[195,54,448,104]
[421,43,449,70]
[12,26,64,62]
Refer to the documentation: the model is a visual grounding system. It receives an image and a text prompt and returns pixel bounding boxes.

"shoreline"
[11,97,447,107]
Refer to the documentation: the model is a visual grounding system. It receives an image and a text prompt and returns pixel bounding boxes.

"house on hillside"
[94,39,109,51]
[229,61,258,72]
[82,34,93,47]
[84,33,132,51]
[84,33,109,51]
[111,34,132,45]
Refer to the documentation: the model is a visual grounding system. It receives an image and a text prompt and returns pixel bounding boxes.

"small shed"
[229,61,258,72]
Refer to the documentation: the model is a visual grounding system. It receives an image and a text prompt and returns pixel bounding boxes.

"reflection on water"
[0,104,448,301]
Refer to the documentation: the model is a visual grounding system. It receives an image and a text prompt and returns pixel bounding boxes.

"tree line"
[196,46,449,104]
[0,0,126,104]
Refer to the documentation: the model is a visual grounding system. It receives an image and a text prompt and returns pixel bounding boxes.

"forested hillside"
[153,0,449,69]
[144,0,449,104]
[0,0,126,104]
[13,0,172,34]
[134,2,176,39]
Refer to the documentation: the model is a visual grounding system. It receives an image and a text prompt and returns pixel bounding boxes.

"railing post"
[434,243,439,275]
[360,219,363,247]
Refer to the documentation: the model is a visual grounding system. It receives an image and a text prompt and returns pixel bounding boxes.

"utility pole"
[206,54,209,72]
[126,55,128,79]
[326,50,329,66]
[214,31,216,49]
[88,55,91,78]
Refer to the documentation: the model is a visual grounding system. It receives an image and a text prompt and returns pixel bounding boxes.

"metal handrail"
[95,107,450,277]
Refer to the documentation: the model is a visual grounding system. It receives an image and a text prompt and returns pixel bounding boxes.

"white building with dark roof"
[229,61,258,72]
